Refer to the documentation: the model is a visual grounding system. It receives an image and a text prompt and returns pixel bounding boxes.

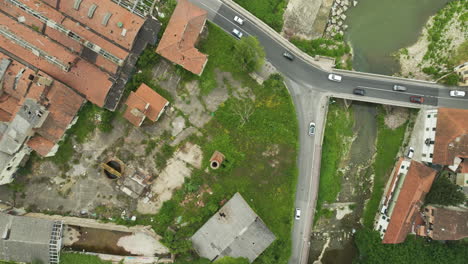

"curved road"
[189,1,468,263]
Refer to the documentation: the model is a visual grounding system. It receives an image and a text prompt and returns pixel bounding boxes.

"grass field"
[362,108,408,228]
[234,0,287,32]
[134,22,298,264]
[60,253,112,264]
[315,102,354,222]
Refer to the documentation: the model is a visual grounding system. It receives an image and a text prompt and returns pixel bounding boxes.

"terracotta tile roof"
[58,0,145,50]
[459,159,468,173]
[156,0,208,75]
[433,108,468,165]
[383,161,437,244]
[123,83,168,126]
[0,11,113,106]
[424,206,468,240]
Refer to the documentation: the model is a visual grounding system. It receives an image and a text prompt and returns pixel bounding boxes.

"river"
[345,0,452,75]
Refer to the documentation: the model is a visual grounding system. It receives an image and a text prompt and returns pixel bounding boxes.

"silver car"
[232,28,243,39]
[309,122,316,136]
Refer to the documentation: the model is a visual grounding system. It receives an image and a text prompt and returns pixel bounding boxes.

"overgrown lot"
[234,0,287,32]
[133,23,299,264]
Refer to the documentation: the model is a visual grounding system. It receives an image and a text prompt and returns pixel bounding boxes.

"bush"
[233,0,287,32]
[425,175,466,206]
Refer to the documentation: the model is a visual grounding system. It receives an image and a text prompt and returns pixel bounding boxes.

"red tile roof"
[383,161,437,244]
[156,0,208,75]
[58,0,145,50]
[424,205,468,241]
[123,83,168,126]
[459,159,468,173]
[0,11,112,106]
[433,108,468,165]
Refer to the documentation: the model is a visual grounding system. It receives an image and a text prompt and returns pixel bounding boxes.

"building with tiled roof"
[0,55,84,185]
[417,205,468,241]
[0,0,160,110]
[156,0,208,76]
[425,108,468,165]
[377,159,437,244]
[123,83,169,126]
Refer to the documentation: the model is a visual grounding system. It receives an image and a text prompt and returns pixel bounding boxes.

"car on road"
[407,147,414,159]
[393,85,407,91]
[410,96,424,104]
[295,208,301,220]
[283,51,295,61]
[231,28,243,39]
[309,122,316,136]
[328,73,342,82]
[233,16,244,25]
[353,88,365,96]
[450,90,466,97]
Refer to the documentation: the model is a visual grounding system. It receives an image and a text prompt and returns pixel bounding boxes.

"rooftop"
[432,108,468,165]
[382,161,437,244]
[123,83,169,126]
[423,205,468,240]
[156,0,208,75]
[191,193,276,263]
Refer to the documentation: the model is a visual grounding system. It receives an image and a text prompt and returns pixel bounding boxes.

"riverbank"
[397,1,467,83]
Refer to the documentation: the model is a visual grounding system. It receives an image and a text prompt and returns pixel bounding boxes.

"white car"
[328,73,342,82]
[234,16,244,25]
[450,90,466,97]
[232,28,243,39]
[407,147,414,159]
[308,122,316,136]
[295,208,301,220]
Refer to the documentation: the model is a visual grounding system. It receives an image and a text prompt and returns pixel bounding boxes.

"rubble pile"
[325,0,358,37]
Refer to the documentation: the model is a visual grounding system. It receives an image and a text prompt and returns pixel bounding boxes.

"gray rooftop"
[191,193,276,263]
[0,213,60,264]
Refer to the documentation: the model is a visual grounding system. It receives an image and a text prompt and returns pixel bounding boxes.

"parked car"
[233,16,244,25]
[328,73,342,82]
[309,122,316,136]
[407,147,415,159]
[283,51,295,61]
[393,85,407,91]
[353,88,365,96]
[450,90,466,97]
[410,96,424,104]
[295,208,301,220]
[231,28,243,39]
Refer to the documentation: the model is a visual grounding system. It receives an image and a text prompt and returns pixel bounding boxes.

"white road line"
[196,1,250,36]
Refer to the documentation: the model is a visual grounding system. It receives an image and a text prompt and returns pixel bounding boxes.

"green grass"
[362,108,408,228]
[233,0,287,32]
[315,102,354,222]
[291,36,351,60]
[59,253,112,264]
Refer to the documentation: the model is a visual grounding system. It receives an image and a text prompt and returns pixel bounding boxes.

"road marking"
[356,85,467,101]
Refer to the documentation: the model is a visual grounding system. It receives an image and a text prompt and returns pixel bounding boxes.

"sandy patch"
[117,232,169,256]
[335,206,353,220]
[383,106,409,130]
[174,142,203,169]
[171,116,186,136]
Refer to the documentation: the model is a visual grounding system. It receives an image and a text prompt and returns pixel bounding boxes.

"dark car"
[353,88,365,96]
[283,51,295,61]
[410,96,424,104]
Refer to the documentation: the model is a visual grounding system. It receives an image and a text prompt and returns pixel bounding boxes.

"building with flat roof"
[376,159,437,244]
[0,213,63,264]
[416,205,468,241]
[191,193,276,263]
[0,55,84,185]
[156,0,208,76]
[123,83,169,126]
[0,0,160,110]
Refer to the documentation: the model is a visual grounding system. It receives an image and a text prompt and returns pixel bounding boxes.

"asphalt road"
[188,1,468,263]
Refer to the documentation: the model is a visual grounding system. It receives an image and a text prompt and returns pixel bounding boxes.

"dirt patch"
[383,106,409,129]
[117,232,169,256]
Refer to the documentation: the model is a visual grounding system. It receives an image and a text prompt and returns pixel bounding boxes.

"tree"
[233,99,254,127]
[233,36,265,73]
[425,176,465,206]
[214,256,250,264]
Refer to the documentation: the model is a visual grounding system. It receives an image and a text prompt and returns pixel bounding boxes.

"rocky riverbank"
[324,0,358,38]
[396,1,467,82]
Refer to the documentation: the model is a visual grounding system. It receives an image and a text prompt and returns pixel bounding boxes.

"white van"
[407,147,414,159]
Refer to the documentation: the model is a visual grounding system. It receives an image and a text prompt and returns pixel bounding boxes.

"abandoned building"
[0,0,160,110]
[191,193,276,263]
[156,0,208,76]
[376,159,437,244]
[123,83,169,126]
[0,213,63,264]
[0,56,84,185]
[416,205,468,241]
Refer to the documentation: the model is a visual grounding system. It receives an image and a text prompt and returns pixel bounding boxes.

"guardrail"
[333,69,439,85]
[220,0,334,72]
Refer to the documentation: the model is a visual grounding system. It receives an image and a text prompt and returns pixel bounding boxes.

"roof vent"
[88,4,98,18]
[102,12,112,26]
[73,0,82,10]
[117,22,123,28]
